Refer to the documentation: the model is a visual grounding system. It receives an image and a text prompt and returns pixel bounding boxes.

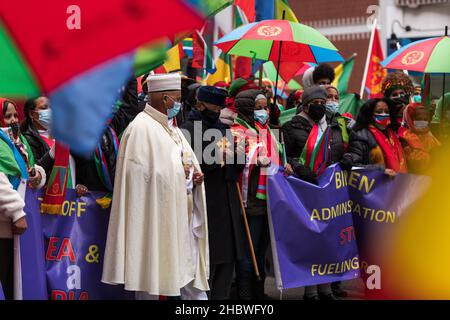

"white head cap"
[147,73,181,92]
[255,94,267,102]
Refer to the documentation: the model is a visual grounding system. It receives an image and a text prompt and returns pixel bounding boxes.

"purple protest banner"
[267,164,360,289]
[267,164,429,291]
[0,281,5,300]
[20,188,132,300]
[20,188,48,300]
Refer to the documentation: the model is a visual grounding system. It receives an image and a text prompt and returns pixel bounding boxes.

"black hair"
[312,63,335,84]
[286,91,298,110]
[353,98,399,132]
[20,97,39,133]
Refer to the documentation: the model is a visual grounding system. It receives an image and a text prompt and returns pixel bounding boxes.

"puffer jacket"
[342,128,385,171]
[282,111,345,183]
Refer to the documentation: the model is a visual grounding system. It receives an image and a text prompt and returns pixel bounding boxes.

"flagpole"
[274,10,286,101]
[360,18,377,99]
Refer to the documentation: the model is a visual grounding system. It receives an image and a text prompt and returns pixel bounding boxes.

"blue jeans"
[236,214,270,282]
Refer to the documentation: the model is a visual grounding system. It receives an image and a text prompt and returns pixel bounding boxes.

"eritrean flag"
[0,0,204,155]
[192,30,216,75]
[363,28,386,98]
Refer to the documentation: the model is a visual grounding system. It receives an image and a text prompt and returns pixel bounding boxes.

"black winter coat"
[342,128,385,171]
[181,111,246,265]
[21,126,54,177]
[282,111,345,183]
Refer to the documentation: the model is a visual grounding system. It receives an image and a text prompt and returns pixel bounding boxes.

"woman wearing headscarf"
[0,97,46,300]
[381,71,414,128]
[231,89,286,300]
[399,103,440,174]
[342,98,408,175]
[0,98,46,190]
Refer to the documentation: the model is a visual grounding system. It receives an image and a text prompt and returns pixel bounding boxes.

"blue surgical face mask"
[254,109,269,125]
[38,109,52,129]
[325,101,339,113]
[166,96,181,119]
[412,95,422,103]
[168,102,181,119]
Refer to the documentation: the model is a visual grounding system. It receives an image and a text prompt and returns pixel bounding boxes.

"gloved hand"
[340,154,353,171]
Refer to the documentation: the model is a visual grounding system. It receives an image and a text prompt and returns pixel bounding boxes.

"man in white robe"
[102,73,209,299]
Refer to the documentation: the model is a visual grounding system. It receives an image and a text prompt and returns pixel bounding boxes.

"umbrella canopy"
[0,0,203,97]
[381,36,450,73]
[215,19,343,64]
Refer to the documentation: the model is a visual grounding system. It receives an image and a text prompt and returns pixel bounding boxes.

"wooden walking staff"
[235,182,261,280]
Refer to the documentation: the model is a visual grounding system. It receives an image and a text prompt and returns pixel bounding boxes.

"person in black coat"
[20,96,54,177]
[181,86,246,300]
[282,86,345,185]
[282,86,345,300]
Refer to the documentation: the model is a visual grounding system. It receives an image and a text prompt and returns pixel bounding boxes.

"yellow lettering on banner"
[62,201,70,216]
[328,263,335,275]
[375,210,386,222]
[318,265,326,276]
[351,257,360,269]
[322,208,331,221]
[349,172,360,189]
[386,211,396,223]
[311,264,318,276]
[310,256,360,276]
[335,171,348,190]
[335,171,342,189]
[310,200,354,221]
[360,175,375,193]
[310,209,320,221]
[353,204,361,216]
[77,202,86,218]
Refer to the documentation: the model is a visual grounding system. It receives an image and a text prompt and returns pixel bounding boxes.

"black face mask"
[201,108,220,123]
[9,122,20,137]
[391,95,409,108]
[307,104,326,122]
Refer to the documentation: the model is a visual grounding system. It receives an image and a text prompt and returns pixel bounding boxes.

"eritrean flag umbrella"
[382,27,450,125]
[0,0,203,154]
[381,35,450,73]
[215,19,343,96]
[215,20,343,64]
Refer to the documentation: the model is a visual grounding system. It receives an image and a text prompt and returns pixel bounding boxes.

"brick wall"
[290,0,380,96]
